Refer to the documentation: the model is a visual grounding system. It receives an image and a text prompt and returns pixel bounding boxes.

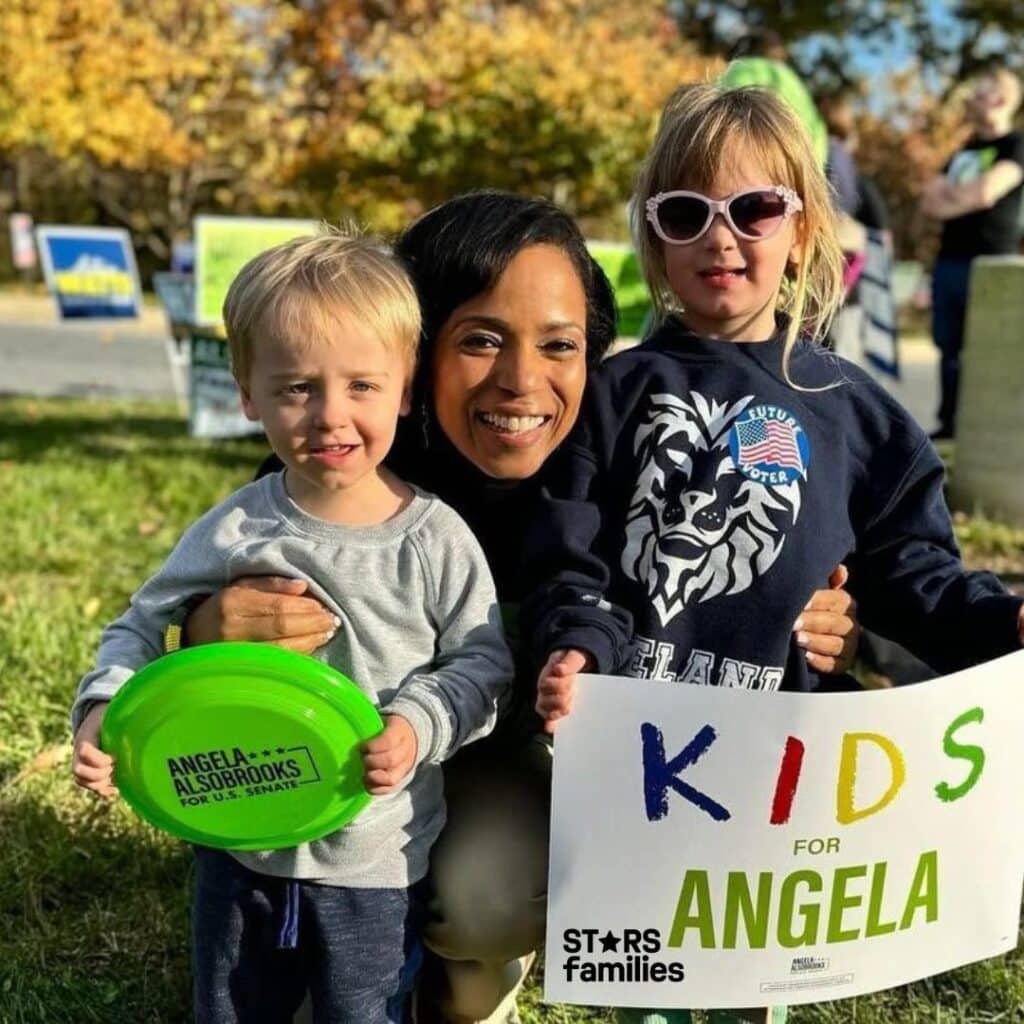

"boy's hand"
[72,702,117,799]
[363,715,418,795]
[536,648,594,734]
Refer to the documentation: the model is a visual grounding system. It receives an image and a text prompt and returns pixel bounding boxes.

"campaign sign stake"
[545,653,1024,1010]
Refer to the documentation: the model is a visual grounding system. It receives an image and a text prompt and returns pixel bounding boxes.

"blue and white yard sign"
[35,226,141,319]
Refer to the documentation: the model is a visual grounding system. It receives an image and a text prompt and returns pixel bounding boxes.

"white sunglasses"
[645,186,803,245]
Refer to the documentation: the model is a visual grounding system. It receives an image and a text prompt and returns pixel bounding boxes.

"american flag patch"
[735,418,803,472]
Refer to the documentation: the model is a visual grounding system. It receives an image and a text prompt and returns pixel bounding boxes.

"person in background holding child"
[524,84,1024,1024]
[921,63,1024,440]
[70,231,512,1024]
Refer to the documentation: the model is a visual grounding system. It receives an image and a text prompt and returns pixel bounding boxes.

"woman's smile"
[475,409,553,442]
[432,244,588,479]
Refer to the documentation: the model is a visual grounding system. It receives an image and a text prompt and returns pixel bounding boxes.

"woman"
[183,192,859,1024]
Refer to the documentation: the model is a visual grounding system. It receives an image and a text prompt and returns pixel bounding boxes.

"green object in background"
[588,241,653,339]
[193,216,319,326]
[718,58,828,168]
[101,643,383,850]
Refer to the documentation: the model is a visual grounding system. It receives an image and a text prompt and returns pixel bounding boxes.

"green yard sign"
[587,241,652,340]
[194,216,319,327]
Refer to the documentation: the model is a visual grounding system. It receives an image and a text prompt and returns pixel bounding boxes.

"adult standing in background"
[921,64,1024,440]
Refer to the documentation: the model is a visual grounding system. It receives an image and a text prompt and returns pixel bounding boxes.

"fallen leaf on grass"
[137,520,160,536]
[83,597,101,619]
[10,744,69,786]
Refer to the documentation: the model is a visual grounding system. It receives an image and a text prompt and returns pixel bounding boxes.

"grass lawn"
[1,396,1022,1024]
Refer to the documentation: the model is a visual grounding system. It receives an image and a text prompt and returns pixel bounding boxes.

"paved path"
[0,294,178,401]
[0,292,941,429]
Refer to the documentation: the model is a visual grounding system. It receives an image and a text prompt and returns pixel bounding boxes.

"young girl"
[523,85,1024,1024]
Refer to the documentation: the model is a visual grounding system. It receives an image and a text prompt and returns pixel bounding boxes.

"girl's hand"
[185,577,339,654]
[363,716,418,795]
[536,648,593,734]
[793,565,861,674]
[72,702,117,799]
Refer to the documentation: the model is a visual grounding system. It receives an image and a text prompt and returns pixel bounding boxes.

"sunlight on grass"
[0,397,1020,1023]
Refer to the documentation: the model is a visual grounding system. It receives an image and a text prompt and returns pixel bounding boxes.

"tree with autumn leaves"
[0,0,303,266]
[0,0,1019,274]
[0,0,713,269]
[289,0,715,232]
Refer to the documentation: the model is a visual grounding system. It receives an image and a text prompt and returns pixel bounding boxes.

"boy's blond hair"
[223,228,421,385]
[631,84,846,382]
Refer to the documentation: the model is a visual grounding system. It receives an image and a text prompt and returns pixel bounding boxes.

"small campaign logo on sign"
[728,405,809,485]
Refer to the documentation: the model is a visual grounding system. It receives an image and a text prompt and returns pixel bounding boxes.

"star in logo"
[599,930,620,953]
[261,749,272,757]
[276,747,286,755]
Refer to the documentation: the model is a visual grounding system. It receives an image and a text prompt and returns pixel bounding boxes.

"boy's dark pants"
[192,847,422,1024]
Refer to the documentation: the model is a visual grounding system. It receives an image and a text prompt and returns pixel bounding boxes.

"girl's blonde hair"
[631,83,846,382]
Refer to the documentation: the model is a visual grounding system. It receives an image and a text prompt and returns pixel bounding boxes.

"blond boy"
[70,232,512,1024]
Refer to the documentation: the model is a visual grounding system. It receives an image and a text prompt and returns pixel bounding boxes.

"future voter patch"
[728,405,809,485]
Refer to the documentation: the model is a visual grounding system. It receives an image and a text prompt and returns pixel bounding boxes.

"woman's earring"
[420,400,431,448]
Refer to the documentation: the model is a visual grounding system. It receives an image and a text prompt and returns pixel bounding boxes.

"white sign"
[189,334,262,440]
[860,230,899,379]
[9,212,36,270]
[545,656,1024,1011]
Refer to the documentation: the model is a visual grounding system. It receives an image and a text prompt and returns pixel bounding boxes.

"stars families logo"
[560,928,686,984]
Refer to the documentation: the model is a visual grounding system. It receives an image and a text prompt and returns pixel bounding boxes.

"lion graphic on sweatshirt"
[620,391,805,628]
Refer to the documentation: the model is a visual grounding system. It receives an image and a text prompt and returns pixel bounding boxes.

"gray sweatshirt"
[72,472,512,888]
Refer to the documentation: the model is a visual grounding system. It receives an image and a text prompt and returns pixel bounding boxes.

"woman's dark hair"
[393,190,618,376]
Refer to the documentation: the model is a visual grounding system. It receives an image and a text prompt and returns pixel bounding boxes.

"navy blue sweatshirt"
[522,317,1022,691]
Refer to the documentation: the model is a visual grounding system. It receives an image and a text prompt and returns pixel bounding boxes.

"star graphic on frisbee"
[599,930,620,953]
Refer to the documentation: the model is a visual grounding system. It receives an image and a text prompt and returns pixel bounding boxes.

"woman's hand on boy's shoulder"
[536,648,595,734]
[72,702,117,799]
[362,715,418,795]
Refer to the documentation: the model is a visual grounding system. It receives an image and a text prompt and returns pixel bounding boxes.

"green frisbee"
[101,643,383,851]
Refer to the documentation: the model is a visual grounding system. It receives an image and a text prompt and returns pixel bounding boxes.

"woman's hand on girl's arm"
[184,576,339,654]
[793,565,860,675]
[536,648,594,734]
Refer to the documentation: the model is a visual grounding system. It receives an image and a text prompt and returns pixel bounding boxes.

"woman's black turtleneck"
[256,416,541,606]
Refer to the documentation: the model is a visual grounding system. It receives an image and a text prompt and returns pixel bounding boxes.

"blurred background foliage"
[0,0,1021,280]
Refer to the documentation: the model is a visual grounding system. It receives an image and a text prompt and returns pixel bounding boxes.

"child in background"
[70,231,512,1024]
[525,85,1024,1024]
